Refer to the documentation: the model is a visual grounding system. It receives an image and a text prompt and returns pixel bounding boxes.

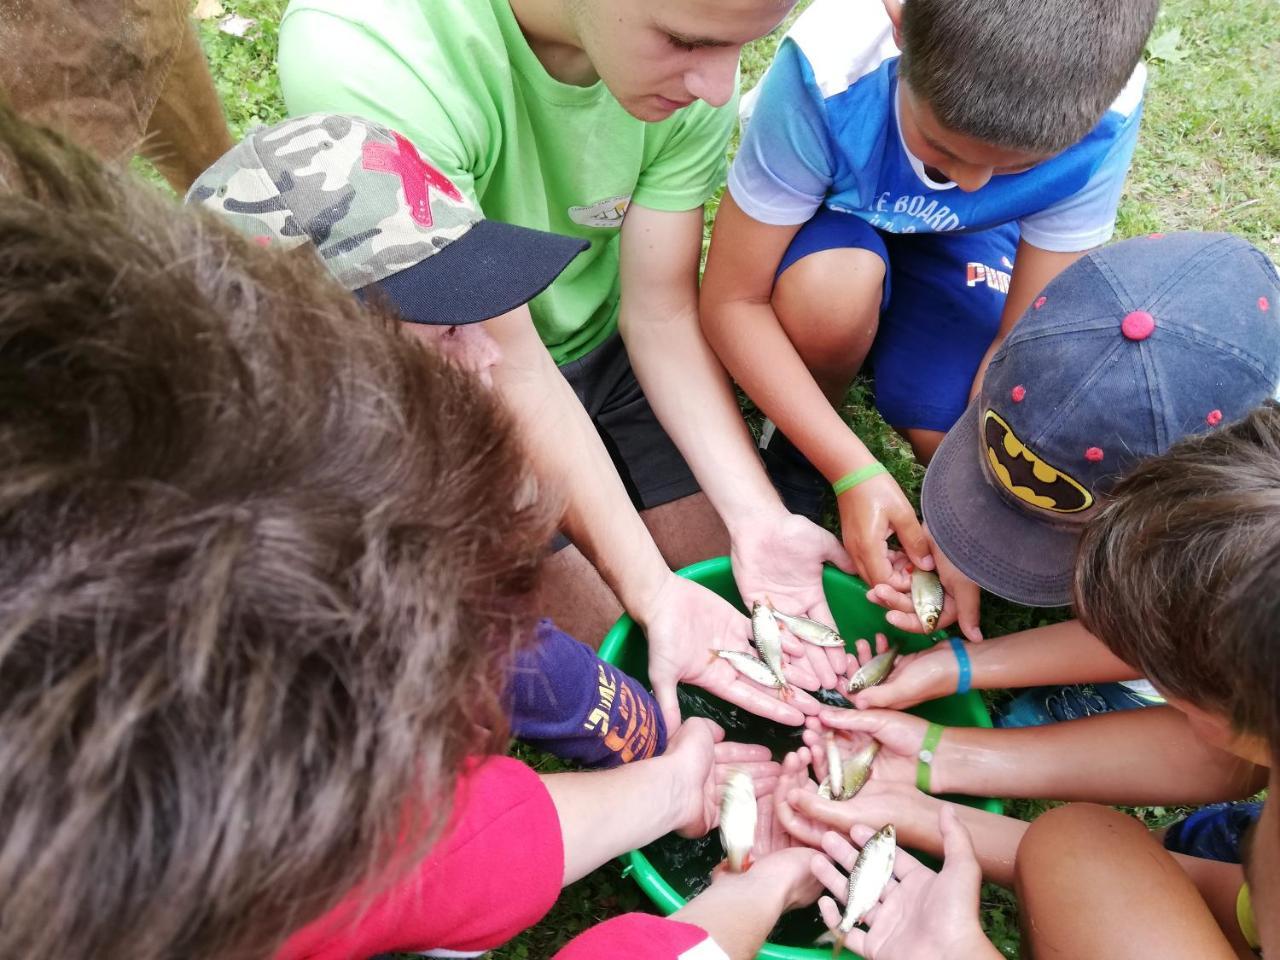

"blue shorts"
[777,207,1020,432]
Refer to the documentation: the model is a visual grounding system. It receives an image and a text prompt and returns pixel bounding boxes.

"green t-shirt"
[278,0,736,363]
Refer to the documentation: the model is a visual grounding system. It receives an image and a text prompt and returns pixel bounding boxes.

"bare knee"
[1016,803,1143,895]
[896,427,945,464]
[773,247,885,363]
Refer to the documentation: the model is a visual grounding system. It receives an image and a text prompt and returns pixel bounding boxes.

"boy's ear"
[1176,698,1271,766]
[882,0,904,48]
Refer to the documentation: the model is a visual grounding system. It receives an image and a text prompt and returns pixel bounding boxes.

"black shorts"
[551,332,700,551]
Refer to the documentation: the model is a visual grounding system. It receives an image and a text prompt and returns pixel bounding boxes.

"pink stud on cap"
[1011,385,1027,403]
[1121,310,1155,341]
[1206,409,1223,426]
[1147,232,1165,239]
[1034,296,1047,310]
[1085,447,1104,462]
[253,235,272,246]
[1261,297,1271,312]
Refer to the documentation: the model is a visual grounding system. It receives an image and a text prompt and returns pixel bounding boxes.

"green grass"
[189,0,1279,954]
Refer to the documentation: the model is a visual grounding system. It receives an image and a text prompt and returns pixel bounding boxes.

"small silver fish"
[846,647,898,694]
[839,741,880,800]
[825,733,844,800]
[817,741,879,801]
[910,568,944,633]
[718,768,757,873]
[750,601,787,684]
[714,649,791,697]
[825,824,896,957]
[769,605,845,648]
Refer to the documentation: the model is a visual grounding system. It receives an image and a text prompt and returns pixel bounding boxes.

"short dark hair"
[0,106,553,960]
[1074,401,1280,724]
[899,0,1159,153]
[1220,538,1280,765]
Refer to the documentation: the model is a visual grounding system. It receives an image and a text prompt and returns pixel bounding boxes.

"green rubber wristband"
[915,722,945,794]
[833,462,889,496]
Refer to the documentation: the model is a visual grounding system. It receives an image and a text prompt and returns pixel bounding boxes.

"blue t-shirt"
[729,0,1146,252]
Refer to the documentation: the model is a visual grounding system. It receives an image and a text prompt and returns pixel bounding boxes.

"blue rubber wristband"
[949,637,972,695]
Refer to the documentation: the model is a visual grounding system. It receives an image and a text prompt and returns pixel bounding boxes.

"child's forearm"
[702,284,874,481]
[933,707,1267,805]
[540,756,684,886]
[667,868,790,959]
[897,798,1026,888]
[965,619,1140,688]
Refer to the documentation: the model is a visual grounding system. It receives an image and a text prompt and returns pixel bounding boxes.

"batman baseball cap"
[186,113,587,325]
[923,232,1280,607]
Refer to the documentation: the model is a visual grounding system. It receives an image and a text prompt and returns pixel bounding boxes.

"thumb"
[821,531,858,574]
[851,683,898,710]
[654,677,683,734]
[955,585,984,644]
[890,503,934,573]
[938,804,981,876]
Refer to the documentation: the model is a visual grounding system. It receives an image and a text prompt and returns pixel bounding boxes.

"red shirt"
[276,756,723,960]
[276,757,562,959]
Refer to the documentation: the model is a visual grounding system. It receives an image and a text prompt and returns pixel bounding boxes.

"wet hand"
[804,708,931,788]
[813,808,996,960]
[867,535,983,643]
[841,635,958,711]
[835,473,934,595]
[665,718,780,839]
[730,509,858,690]
[640,572,821,732]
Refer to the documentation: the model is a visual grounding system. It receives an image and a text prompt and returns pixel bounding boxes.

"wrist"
[619,558,675,627]
[656,750,701,836]
[928,727,986,797]
[714,860,791,914]
[961,929,1001,960]
[819,439,878,488]
[721,499,791,543]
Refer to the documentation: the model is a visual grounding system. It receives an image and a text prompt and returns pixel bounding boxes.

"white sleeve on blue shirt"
[727,40,836,226]
[1018,67,1147,253]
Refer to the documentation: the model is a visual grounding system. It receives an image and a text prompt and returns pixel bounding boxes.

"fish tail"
[831,936,843,959]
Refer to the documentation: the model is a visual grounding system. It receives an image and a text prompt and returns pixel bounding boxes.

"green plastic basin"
[598,556,1002,960]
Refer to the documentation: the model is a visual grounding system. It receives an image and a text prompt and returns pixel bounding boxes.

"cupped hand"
[804,708,932,788]
[813,807,996,960]
[730,509,858,690]
[665,717,780,839]
[742,845,827,913]
[866,530,983,642]
[781,776,937,849]
[640,572,821,731]
[841,636,959,711]
[835,473,933,593]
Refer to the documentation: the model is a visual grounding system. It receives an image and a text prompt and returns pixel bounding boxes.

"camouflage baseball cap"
[186,113,587,325]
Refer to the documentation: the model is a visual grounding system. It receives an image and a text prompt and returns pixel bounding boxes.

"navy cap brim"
[921,398,1079,607]
[364,219,588,325]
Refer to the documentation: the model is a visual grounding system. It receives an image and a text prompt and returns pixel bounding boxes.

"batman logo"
[984,411,1093,514]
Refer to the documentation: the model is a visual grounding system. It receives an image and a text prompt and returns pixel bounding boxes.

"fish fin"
[707,649,719,664]
[742,852,753,872]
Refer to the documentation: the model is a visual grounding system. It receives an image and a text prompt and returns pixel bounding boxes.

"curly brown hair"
[0,105,554,960]
[1074,401,1280,730]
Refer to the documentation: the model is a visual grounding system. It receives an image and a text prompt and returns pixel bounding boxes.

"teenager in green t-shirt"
[278,0,918,730]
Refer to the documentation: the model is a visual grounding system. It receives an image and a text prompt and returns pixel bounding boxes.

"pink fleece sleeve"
[554,914,728,960]
[276,756,564,960]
